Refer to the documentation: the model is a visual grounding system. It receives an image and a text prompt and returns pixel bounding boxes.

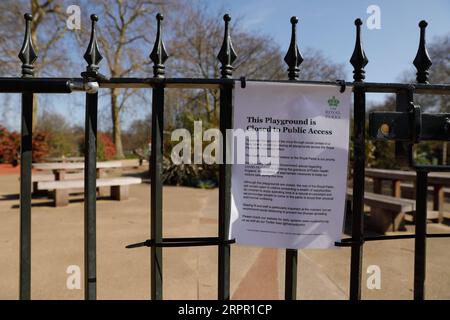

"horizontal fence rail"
[4,77,450,94]
[0,11,449,301]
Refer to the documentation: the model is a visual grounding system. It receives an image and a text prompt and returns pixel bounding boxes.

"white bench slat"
[38,177,142,190]
[31,174,54,182]
[33,161,122,171]
[30,172,85,182]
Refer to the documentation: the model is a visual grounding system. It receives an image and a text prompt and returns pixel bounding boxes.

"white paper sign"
[230,82,351,249]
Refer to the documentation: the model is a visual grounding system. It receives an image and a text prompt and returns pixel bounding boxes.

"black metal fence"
[1,12,450,300]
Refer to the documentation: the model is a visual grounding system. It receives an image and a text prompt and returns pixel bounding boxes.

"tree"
[37,110,79,157]
[0,0,71,130]
[82,0,174,159]
[370,34,450,166]
[415,34,450,164]
[166,5,345,129]
[297,48,346,81]
[156,5,346,186]
[122,116,152,152]
[168,6,285,127]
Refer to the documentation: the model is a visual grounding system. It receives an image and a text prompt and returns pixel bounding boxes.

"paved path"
[0,171,449,300]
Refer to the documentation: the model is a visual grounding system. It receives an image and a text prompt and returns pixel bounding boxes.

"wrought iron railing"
[1,12,450,300]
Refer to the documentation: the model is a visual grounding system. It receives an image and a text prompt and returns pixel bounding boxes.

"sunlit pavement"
[1,167,449,300]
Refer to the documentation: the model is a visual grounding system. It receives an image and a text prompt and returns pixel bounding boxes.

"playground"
[1,164,450,299]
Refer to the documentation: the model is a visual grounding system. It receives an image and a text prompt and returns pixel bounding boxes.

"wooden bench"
[33,161,124,198]
[31,172,85,195]
[400,182,450,222]
[42,157,84,163]
[33,161,123,171]
[365,168,450,223]
[37,177,142,207]
[347,189,415,234]
[400,182,450,198]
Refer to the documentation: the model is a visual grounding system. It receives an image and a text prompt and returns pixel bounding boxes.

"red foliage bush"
[0,126,50,165]
[32,131,50,162]
[98,133,116,160]
[0,126,19,163]
[79,132,117,161]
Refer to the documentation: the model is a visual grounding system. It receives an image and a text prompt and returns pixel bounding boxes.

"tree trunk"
[111,88,124,158]
[442,99,447,165]
[443,142,447,165]
[32,96,38,131]
[204,89,211,123]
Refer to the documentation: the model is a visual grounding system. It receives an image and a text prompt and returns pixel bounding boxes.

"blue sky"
[200,0,450,84]
[2,0,450,131]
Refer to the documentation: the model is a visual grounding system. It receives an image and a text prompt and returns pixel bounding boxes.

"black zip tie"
[240,76,246,88]
[336,79,346,93]
[126,237,236,248]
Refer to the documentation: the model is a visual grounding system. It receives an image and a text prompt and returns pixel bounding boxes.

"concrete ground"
[1,165,450,300]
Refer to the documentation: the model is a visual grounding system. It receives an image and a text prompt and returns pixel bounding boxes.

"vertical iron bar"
[18,13,37,300]
[84,91,98,300]
[19,92,33,300]
[412,20,432,300]
[217,14,236,300]
[151,86,164,300]
[218,86,232,300]
[414,170,428,300]
[149,13,168,300]
[349,86,366,300]
[81,14,103,300]
[349,18,369,300]
[283,16,303,300]
[284,250,297,299]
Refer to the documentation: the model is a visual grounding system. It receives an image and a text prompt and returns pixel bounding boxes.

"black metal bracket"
[369,92,450,172]
[369,86,450,172]
[240,76,246,88]
[369,107,450,142]
[336,79,346,93]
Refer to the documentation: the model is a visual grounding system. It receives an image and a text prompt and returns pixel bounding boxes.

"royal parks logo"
[327,96,340,109]
[325,95,341,119]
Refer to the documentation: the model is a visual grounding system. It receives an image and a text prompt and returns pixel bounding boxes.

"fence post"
[149,13,168,300]
[217,14,236,300]
[18,13,37,300]
[81,14,102,300]
[349,18,368,300]
[413,20,432,300]
[283,16,304,300]
[414,169,428,300]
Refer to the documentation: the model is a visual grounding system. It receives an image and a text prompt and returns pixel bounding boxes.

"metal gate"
[1,12,450,300]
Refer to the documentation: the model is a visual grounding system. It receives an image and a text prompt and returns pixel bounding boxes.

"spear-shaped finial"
[18,13,37,78]
[83,14,103,77]
[150,13,169,78]
[350,18,369,82]
[413,20,432,84]
[217,14,237,79]
[284,16,303,80]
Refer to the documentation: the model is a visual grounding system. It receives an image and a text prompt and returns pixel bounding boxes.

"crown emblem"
[328,96,340,108]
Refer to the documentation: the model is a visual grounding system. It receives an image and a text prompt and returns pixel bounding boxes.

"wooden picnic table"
[33,160,123,180]
[33,161,122,171]
[42,156,84,163]
[365,168,450,222]
[33,161,123,196]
